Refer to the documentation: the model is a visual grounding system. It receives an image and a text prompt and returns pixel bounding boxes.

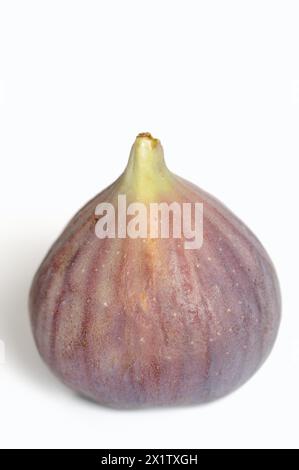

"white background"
[0,0,298,449]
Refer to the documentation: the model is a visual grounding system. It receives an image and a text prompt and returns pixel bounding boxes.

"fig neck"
[123,133,172,200]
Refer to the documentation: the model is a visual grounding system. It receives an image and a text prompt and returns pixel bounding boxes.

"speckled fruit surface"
[29,133,281,408]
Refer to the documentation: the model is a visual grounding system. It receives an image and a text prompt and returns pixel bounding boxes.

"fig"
[29,133,281,408]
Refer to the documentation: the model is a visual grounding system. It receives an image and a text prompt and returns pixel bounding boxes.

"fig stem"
[123,133,171,200]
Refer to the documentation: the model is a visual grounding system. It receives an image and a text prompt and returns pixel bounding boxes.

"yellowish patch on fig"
[140,291,148,311]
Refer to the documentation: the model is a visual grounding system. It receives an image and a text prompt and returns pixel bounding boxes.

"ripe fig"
[29,133,281,408]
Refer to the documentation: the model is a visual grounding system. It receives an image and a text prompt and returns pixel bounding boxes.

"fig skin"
[29,134,281,408]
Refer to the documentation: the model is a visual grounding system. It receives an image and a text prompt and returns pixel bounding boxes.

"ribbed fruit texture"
[29,133,281,408]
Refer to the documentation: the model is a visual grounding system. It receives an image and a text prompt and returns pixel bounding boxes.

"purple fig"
[29,133,281,408]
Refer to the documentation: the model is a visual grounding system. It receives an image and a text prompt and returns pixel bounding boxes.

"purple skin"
[29,135,281,408]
